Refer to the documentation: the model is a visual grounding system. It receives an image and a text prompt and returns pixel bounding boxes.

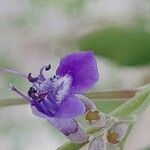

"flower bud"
[85,111,107,128]
[107,122,129,144]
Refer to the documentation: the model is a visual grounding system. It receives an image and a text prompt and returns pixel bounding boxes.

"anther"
[45,64,51,71]
[28,73,38,83]
[28,87,37,99]
[85,110,100,124]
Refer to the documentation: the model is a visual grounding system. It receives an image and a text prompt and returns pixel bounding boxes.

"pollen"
[107,130,119,144]
[85,110,100,123]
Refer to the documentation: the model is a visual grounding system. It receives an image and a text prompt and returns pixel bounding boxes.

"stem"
[0,90,137,108]
[111,88,150,118]
[57,85,150,150]
[0,98,27,108]
[85,90,137,99]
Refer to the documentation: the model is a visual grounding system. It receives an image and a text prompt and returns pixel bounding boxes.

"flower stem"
[85,90,137,99]
[57,85,150,150]
[0,90,138,108]
[0,98,27,108]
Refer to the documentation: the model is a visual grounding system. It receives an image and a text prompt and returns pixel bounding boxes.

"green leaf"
[111,86,150,118]
[94,99,123,113]
[78,27,150,66]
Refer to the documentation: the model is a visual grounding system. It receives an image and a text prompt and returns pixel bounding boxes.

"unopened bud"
[107,122,129,144]
[85,111,107,128]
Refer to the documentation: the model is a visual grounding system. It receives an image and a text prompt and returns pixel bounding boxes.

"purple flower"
[9,51,99,143]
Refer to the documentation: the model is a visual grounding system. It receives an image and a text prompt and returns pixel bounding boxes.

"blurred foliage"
[0,55,25,89]
[13,0,86,28]
[78,27,150,66]
[94,99,123,113]
[30,0,86,14]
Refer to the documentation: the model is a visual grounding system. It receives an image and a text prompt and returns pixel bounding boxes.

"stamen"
[40,101,55,115]
[85,111,100,124]
[42,99,56,114]
[38,92,48,99]
[28,87,38,99]
[9,84,31,102]
[28,73,39,83]
[45,64,51,71]
[28,87,37,93]
[40,64,51,76]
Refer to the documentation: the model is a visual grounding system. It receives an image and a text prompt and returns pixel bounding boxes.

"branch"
[0,90,137,108]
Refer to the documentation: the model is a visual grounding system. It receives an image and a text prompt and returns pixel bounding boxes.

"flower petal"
[76,94,97,113]
[48,118,78,135]
[31,106,88,143]
[31,105,48,118]
[31,106,77,135]
[89,112,107,128]
[48,118,88,143]
[67,123,88,143]
[107,122,129,144]
[55,95,85,118]
[56,51,99,93]
[88,136,106,150]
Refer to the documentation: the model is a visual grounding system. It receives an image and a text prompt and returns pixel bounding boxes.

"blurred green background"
[0,0,150,150]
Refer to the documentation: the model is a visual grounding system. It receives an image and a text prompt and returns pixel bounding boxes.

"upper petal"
[55,95,85,119]
[56,51,99,93]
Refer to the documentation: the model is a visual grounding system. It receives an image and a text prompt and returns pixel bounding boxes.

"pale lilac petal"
[31,105,48,118]
[56,51,99,93]
[55,95,85,118]
[107,122,129,144]
[67,123,88,143]
[90,112,107,128]
[88,136,106,150]
[110,123,129,141]
[76,94,97,113]
[32,105,75,135]
[32,105,88,143]
[48,118,78,136]
[48,118,88,143]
